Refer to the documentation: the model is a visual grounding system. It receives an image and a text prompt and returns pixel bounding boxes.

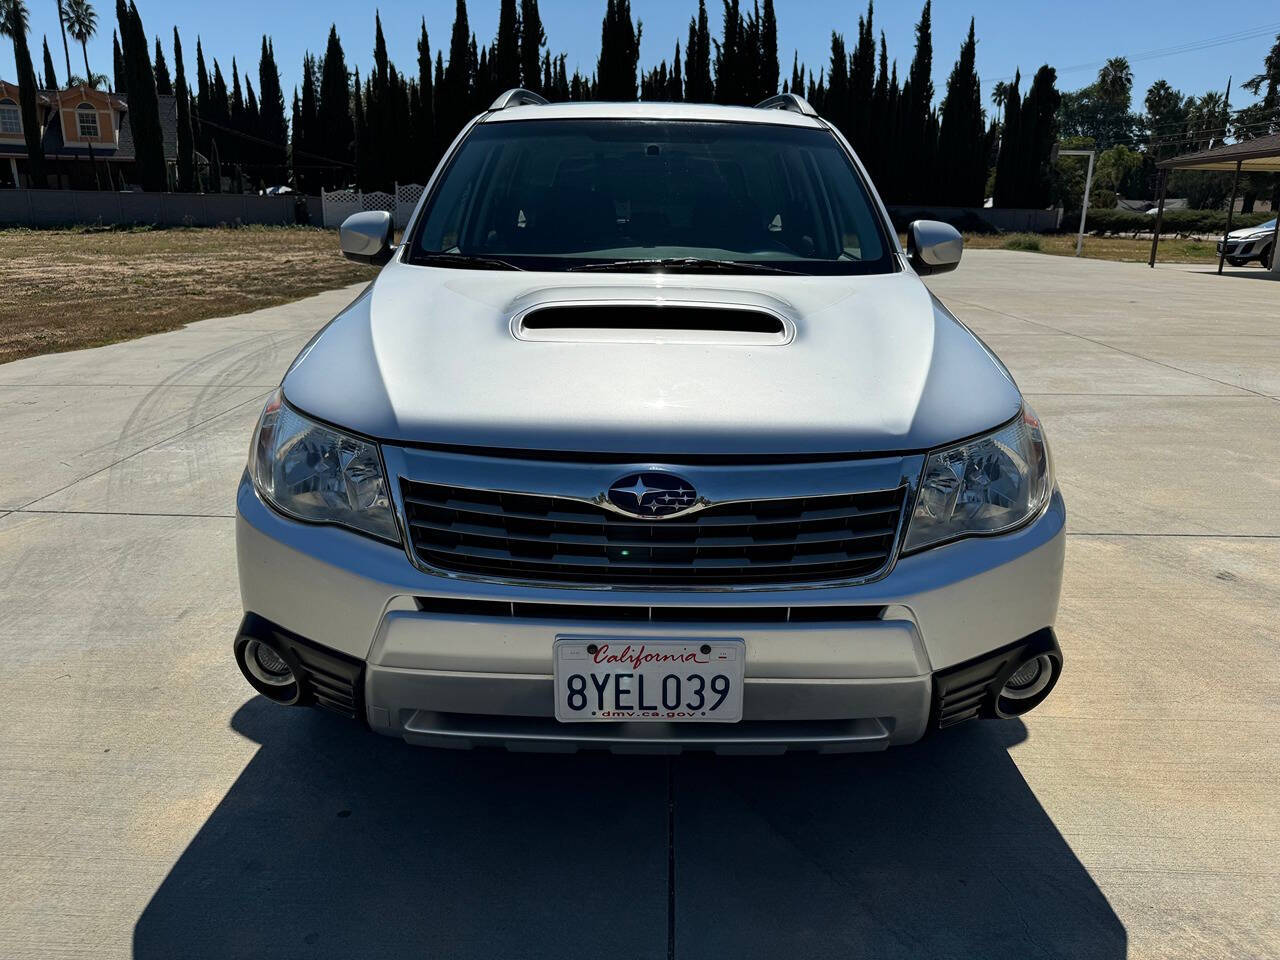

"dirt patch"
[0,226,376,364]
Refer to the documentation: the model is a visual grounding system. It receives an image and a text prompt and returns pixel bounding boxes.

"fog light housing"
[234,633,305,705]
[247,639,293,685]
[994,652,1060,717]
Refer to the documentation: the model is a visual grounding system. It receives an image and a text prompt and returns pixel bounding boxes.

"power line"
[989,21,1280,84]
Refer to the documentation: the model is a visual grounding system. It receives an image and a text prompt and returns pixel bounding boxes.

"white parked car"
[1219,218,1276,267]
[232,92,1066,754]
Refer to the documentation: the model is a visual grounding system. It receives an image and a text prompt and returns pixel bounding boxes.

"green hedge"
[1080,208,1275,235]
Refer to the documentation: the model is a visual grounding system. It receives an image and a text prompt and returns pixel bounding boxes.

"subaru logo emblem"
[606,472,699,518]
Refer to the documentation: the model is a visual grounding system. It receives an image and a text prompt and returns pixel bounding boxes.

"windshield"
[407,118,894,275]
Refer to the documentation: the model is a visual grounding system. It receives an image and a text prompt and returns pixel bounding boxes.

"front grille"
[399,478,907,587]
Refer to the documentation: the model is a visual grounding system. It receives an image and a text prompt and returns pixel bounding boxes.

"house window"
[77,104,99,139]
[0,100,20,135]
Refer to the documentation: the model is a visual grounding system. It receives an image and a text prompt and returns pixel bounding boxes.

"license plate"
[553,638,745,723]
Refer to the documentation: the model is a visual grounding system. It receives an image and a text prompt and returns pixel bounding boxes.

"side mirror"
[907,219,963,276]
[340,210,395,266]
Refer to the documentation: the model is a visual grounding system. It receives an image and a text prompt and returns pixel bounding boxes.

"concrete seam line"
[15,389,273,512]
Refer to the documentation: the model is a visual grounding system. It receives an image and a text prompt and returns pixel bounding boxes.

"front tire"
[1226,256,1248,267]
[1261,245,1274,269]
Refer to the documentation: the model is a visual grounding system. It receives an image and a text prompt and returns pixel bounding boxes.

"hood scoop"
[512,302,793,345]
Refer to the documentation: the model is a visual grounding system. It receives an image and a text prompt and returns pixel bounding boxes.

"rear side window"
[410,118,893,275]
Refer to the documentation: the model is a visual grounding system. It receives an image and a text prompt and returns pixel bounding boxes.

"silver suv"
[233,92,1065,753]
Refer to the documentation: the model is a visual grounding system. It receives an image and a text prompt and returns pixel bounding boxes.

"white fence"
[321,183,425,229]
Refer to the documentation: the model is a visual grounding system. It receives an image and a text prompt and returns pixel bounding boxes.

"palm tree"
[0,0,47,185]
[62,0,102,188]
[990,80,1009,126]
[1097,56,1133,105]
[63,0,96,89]
[53,0,72,83]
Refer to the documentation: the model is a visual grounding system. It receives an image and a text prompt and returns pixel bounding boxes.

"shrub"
[1078,208,1275,236]
[1003,235,1042,252]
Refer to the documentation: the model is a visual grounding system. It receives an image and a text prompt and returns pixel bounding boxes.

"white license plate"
[553,638,745,723]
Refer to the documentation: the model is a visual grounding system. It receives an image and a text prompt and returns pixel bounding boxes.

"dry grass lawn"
[0,226,376,364]
[961,231,1222,263]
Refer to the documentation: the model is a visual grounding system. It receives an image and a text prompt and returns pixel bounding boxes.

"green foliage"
[936,19,986,207]
[994,65,1060,208]
[1083,208,1274,235]
[42,34,57,87]
[152,34,169,93]
[1003,234,1041,251]
[116,0,166,190]
[1,0,47,185]
[596,0,640,101]
[173,28,194,191]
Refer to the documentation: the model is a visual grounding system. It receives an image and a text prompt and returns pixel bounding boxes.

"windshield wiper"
[416,252,525,271]
[566,257,800,275]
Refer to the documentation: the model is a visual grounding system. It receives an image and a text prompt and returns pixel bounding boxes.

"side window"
[0,100,21,135]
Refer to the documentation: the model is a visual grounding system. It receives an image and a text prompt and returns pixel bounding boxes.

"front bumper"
[235,473,1066,753]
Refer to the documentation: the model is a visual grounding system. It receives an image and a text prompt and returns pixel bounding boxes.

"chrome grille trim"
[383,446,924,592]
[399,478,909,587]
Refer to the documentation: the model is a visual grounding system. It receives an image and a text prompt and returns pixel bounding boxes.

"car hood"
[1228,220,1277,240]
[282,260,1022,456]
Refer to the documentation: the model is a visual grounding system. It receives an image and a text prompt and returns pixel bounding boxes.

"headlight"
[249,390,400,543]
[903,407,1052,552]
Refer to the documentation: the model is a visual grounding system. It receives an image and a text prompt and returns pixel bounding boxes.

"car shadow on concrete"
[133,699,1126,960]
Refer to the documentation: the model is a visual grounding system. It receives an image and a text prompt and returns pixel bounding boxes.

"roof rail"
[489,88,550,111]
[754,93,818,117]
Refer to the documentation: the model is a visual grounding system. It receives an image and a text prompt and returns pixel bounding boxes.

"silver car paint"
[237,100,1064,751]
[281,267,1021,455]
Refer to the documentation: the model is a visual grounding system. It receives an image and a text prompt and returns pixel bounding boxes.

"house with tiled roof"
[0,82,196,190]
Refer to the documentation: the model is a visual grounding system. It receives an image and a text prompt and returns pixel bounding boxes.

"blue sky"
[6,0,1278,115]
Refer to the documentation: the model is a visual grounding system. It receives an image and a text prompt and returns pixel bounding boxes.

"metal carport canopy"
[1148,130,1280,274]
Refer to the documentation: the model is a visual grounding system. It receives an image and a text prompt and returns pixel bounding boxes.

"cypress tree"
[112,29,124,92]
[760,0,777,98]
[713,0,742,105]
[825,32,848,135]
[289,87,301,186]
[596,0,641,101]
[117,0,166,190]
[851,3,875,151]
[153,35,170,94]
[901,0,934,202]
[195,37,208,120]
[415,19,436,170]
[519,0,544,92]
[229,58,244,165]
[684,0,712,102]
[365,12,391,190]
[541,50,551,95]
[867,31,889,183]
[992,69,1021,207]
[936,18,985,207]
[669,41,683,101]
[258,37,287,178]
[2,1,46,186]
[553,54,568,100]
[790,52,802,98]
[316,25,354,186]
[42,35,57,88]
[352,67,367,188]
[494,0,520,92]
[210,58,228,129]
[1014,64,1060,208]
[173,28,194,191]
[296,52,319,191]
[442,0,472,140]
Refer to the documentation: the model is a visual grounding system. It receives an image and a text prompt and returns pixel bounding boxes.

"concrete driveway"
[1,251,1276,959]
